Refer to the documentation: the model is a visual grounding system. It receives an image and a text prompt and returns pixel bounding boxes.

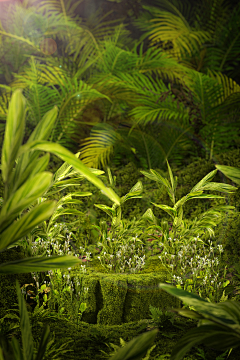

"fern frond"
[79,127,122,169]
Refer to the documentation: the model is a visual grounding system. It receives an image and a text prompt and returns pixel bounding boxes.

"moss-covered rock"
[61,256,180,326]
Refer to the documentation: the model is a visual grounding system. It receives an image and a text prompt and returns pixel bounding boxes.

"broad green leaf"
[159,284,240,326]
[50,208,83,223]
[199,182,237,193]
[128,181,143,194]
[1,89,26,184]
[170,325,240,360]
[112,206,122,227]
[186,194,225,201]
[0,172,53,230]
[69,191,92,197]
[18,140,121,205]
[51,179,81,186]
[0,254,82,274]
[172,309,204,320]
[215,165,240,186]
[190,170,218,193]
[94,204,116,218]
[0,201,56,251]
[151,203,176,218]
[15,279,34,360]
[107,167,114,186]
[11,336,25,360]
[141,208,157,223]
[166,160,176,194]
[52,152,80,183]
[140,170,171,189]
[34,324,51,360]
[121,193,143,203]
[109,329,158,360]
[11,105,58,194]
[29,153,50,177]
[121,181,143,203]
[173,206,183,228]
[216,301,240,324]
[150,169,171,189]
[27,106,58,143]
[11,152,40,196]
[12,154,50,194]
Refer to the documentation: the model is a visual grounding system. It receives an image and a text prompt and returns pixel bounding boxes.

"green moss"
[13,314,240,360]
[67,257,178,326]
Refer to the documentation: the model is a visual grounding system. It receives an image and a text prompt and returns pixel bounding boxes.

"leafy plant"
[158,283,240,360]
[0,279,75,360]
[149,305,176,329]
[94,168,143,230]
[141,160,237,243]
[0,88,120,357]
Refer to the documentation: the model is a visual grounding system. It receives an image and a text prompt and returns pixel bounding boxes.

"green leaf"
[172,309,204,320]
[107,167,114,186]
[0,172,53,230]
[34,324,51,360]
[0,254,82,274]
[11,104,58,194]
[0,201,56,251]
[121,181,143,203]
[166,160,176,192]
[186,194,225,201]
[140,169,169,189]
[151,203,176,218]
[49,208,83,224]
[1,89,26,184]
[13,154,50,193]
[128,181,143,194]
[173,206,183,228]
[141,208,158,224]
[159,284,240,327]
[215,165,240,186]
[109,329,158,360]
[198,182,237,193]
[94,204,116,219]
[173,192,203,210]
[27,106,58,144]
[18,140,121,206]
[170,325,240,360]
[190,170,218,193]
[14,279,35,360]
[11,335,25,360]
[71,191,92,197]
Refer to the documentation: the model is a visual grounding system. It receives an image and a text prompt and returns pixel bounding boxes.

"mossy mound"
[57,255,180,326]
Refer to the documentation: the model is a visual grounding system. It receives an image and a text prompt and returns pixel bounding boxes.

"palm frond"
[88,41,196,94]
[206,69,240,107]
[120,72,190,129]
[79,126,122,169]
[132,1,212,62]
[4,57,113,149]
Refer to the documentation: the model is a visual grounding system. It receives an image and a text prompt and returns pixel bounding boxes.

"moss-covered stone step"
[65,256,180,326]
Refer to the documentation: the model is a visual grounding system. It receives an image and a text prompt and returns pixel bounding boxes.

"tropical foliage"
[0,0,240,359]
[0,0,239,171]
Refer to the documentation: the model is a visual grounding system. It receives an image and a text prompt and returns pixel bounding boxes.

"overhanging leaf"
[0,254,82,274]
[18,140,121,205]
